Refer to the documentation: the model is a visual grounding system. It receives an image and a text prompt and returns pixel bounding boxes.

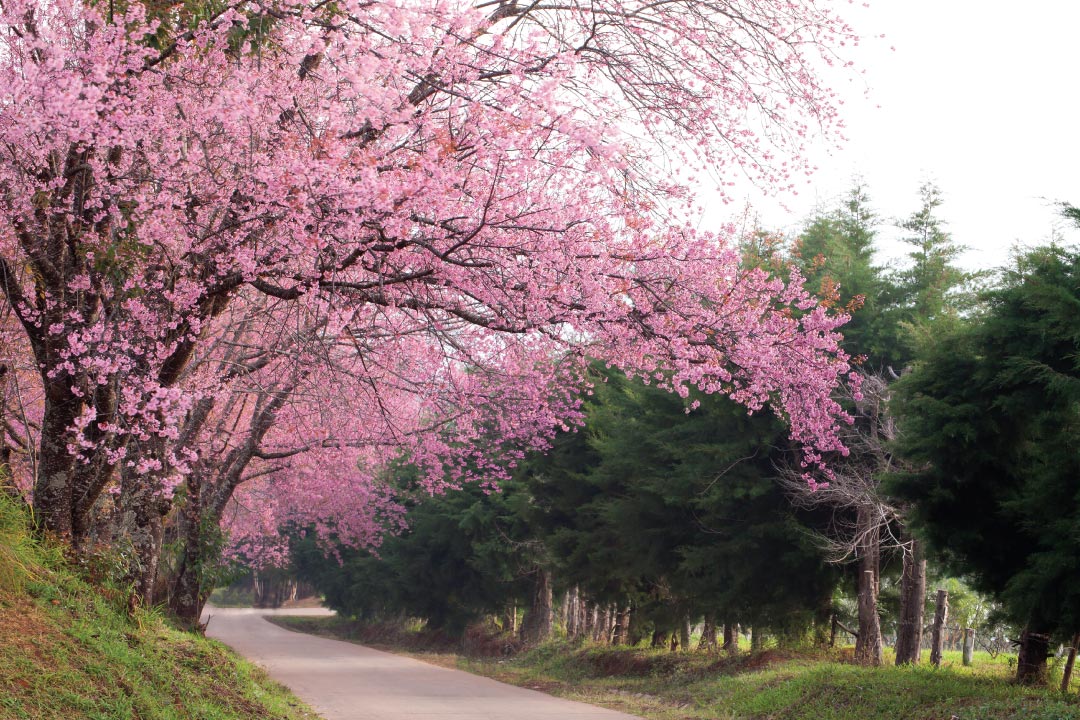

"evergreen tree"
[793,183,900,370]
[892,242,1080,684]
[888,182,980,360]
[293,476,534,634]
[526,367,838,641]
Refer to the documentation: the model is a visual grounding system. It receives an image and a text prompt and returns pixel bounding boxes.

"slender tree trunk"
[565,587,578,638]
[0,446,23,507]
[812,602,832,648]
[853,505,883,666]
[962,628,975,667]
[895,538,927,665]
[1061,632,1079,693]
[669,629,679,653]
[1016,627,1051,685]
[679,615,691,653]
[929,589,949,667]
[503,604,518,635]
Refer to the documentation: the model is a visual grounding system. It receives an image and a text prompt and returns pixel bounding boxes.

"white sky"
[719,0,1080,272]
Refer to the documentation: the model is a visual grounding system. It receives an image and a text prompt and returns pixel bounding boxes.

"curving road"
[203,606,641,720]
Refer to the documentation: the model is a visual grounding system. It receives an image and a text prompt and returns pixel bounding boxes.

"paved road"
[203,606,641,720]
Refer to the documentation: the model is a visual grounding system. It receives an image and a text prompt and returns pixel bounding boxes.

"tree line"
[290,183,1080,687]
[0,0,857,630]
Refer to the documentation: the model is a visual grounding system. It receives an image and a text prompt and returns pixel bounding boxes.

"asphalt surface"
[203,606,642,720]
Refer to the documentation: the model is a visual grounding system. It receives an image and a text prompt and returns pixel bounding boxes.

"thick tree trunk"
[565,587,578,638]
[699,615,718,652]
[929,589,949,667]
[750,626,764,652]
[168,474,217,629]
[723,622,737,654]
[1061,632,1079,693]
[615,605,631,646]
[853,505,883,666]
[32,389,82,539]
[1016,627,1051,685]
[520,569,553,644]
[600,605,614,644]
[679,615,691,653]
[895,538,927,665]
[651,629,667,648]
[116,456,173,608]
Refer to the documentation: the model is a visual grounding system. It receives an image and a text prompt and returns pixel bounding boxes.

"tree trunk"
[895,538,927,665]
[252,572,297,608]
[962,628,975,667]
[168,475,212,628]
[565,587,578,638]
[615,604,631,646]
[929,589,949,667]
[1016,627,1051,685]
[699,614,718,652]
[32,388,82,540]
[853,505,883,666]
[679,615,691,653]
[723,622,737,654]
[1061,632,1079,693]
[596,604,613,643]
[750,626,764,652]
[503,605,518,635]
[651,629,667,648]
[669,629,679,653]
[520,569,554,644]
[117,464,171,608]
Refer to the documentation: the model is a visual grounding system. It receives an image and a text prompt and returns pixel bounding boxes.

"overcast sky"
[720,0,1080,272]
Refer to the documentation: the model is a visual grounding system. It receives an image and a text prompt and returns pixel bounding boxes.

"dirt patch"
[582,649,682,677]
[0,594,59,666]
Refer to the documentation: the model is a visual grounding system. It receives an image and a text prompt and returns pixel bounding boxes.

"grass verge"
[273,615,1080,720]
[0,497,318,720]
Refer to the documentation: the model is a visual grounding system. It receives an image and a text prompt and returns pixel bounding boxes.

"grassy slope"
[0,500,317,720]
[274,616,1080,720]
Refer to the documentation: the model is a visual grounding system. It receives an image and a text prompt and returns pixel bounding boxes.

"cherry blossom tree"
[0,0,861,605]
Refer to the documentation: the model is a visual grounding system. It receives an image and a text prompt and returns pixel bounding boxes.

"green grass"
[277,616,1080,720]
[0,497,317,720]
